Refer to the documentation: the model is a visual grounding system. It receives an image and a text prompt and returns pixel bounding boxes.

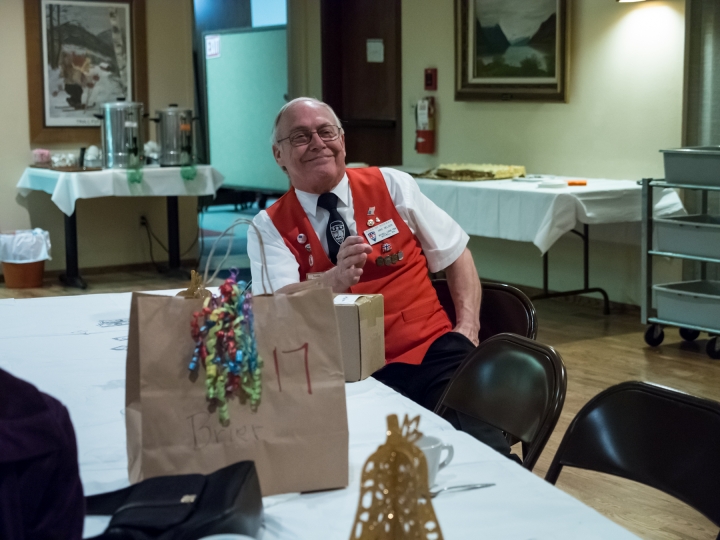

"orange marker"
[567,179,587,186]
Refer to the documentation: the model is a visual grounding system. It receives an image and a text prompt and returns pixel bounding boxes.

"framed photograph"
[24,0,147,143]
[455,0,568,102]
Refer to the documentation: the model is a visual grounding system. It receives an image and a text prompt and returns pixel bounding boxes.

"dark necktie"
[317,192,349,265]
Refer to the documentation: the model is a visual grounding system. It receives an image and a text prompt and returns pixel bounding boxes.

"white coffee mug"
[417,435,454,487]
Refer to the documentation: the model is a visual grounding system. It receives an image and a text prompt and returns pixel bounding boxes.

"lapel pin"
[390,253,399,264]
[398,251,404,260]
[376,256,384,266]
[384,256,392,266]
[308,255,314,266]
[368,207,375,216]
[366,219,375,227]
[375,217,381,224]
[305,244,312,252]
[382,243,392,253]
[297,233,307,244]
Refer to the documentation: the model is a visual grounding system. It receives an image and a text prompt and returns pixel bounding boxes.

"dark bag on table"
[84,460,263,540]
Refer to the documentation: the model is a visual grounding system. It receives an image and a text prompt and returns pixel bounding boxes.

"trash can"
[0,229,52,288]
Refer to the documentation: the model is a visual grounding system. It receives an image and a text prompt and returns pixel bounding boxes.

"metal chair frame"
[435,333,567,470]
[431,279,538,342]
[546,381,720,539]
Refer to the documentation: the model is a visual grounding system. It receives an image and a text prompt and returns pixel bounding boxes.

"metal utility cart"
[641,173,720,360]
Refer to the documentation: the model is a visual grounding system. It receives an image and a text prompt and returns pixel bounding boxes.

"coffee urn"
[96,98,145,169]
[153,104,194,167]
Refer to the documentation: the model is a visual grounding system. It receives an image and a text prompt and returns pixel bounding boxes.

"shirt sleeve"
[379,167,469,273]
[247,211,300,295]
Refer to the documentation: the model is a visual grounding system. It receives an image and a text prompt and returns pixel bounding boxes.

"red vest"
[266,167,451,365]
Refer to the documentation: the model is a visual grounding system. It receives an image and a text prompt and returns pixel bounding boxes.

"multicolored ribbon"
[190,274,262,424]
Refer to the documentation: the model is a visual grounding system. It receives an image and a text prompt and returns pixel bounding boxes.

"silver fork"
[429,483,495,498]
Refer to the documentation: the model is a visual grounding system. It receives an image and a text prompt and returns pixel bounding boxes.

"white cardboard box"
[333,294,385,382]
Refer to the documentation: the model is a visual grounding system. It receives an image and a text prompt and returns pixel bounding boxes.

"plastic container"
[1,261,45,288]
[0,229,51,288]
[653,280,720,330]
[661,147,720,186]
[654,215,720,260]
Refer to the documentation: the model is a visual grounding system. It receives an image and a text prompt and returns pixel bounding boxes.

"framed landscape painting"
[455,0,568,102]
[24,0,147,143]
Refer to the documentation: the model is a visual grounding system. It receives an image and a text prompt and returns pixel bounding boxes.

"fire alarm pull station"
[424,68,437,91]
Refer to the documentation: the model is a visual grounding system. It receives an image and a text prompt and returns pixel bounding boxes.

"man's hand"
[452,324,480,347]
[322,236,373,293]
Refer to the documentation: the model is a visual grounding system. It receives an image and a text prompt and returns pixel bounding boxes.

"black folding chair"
[431,279,537,342]
[546,381,720,538]
[434,333,567,470]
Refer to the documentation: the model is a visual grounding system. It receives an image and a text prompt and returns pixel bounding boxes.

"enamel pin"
[381,243,392,253]
[297,233,307,244]
[305,244,312,252]
[368,207,375,216]
[308,255,314,266]
[366,219,375,227]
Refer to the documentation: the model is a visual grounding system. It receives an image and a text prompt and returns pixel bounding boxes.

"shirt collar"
[295,173,350,218]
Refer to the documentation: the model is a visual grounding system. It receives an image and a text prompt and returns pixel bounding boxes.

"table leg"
[59,211,87,289]
[167,196,181,269]
[164,196,190,279]
[531,224,610,314]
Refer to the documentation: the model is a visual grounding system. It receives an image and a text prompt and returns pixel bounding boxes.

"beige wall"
[288,0,686,304]
[399,0,686,304]
[287,0,322,100]
[401,1,686,178]
[0,0,196,273]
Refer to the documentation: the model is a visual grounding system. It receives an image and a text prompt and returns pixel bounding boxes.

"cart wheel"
[644,325,664,347]
[707,338,720,360]
[679,328,701,342]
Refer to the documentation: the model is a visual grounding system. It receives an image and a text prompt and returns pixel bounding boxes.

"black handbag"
[85,461,263,540]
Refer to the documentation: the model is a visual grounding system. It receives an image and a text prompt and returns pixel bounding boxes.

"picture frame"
[24,0,148,144]
[455,0,568,102]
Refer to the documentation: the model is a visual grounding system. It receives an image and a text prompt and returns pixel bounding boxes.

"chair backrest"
[431,279,537,341]
[434,333,566,470]
[545,381,720,531]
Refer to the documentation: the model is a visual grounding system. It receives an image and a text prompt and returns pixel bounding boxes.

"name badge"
[364,219,399,245]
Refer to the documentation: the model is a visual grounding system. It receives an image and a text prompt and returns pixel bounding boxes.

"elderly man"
[248,98,511,456]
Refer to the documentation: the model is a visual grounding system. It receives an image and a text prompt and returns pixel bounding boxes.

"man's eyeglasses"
[276,125,342,147]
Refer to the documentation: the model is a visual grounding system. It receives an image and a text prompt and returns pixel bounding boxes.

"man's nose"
[307,131,327,149]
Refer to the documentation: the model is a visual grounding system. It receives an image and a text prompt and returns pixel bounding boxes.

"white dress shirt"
[247,167,469,294]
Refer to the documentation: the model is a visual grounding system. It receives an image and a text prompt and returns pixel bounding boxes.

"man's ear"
[273,144,284,169]
[272,144,286,172]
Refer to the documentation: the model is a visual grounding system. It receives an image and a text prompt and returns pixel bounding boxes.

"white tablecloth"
[416,176,685,253]
[16,166,224,216]
[0,293,639,539]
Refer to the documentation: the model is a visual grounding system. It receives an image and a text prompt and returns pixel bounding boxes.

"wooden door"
[321,0,402,166]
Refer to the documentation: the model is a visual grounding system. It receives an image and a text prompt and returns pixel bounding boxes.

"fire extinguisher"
[415,97,435,154]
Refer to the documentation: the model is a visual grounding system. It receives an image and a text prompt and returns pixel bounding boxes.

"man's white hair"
[271,97,342,144]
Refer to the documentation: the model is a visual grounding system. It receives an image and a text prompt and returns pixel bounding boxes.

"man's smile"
[303,154,334,163]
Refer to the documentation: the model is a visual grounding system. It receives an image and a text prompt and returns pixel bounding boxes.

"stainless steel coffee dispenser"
[96,99,145,169]
[153,104,194,167]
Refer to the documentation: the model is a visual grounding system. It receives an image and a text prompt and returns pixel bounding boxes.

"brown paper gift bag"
[125,280,349,496]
